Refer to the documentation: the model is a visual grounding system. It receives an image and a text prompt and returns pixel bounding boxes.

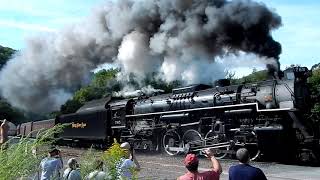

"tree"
[92,68,119,88]
[74,86,105,103]
[308,66,320,113]
[229,69,268,85]
[225,70,240,84]
[0,45,16,69]
[245,69,268,83]
[143,72,181,93]
[60,99,83,114]
[59,69,119,114]
[0,100,25,124]
[309,67,320,93]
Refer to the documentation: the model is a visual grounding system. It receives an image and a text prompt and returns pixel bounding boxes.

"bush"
[79,139,138,179]
[102,139,127,179]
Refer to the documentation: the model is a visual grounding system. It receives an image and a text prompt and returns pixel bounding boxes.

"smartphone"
[202,150,209,157]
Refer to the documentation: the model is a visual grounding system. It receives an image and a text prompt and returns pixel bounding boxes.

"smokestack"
[0,0,282,113]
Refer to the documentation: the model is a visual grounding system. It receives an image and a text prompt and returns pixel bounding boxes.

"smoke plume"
[113,85,164,97]
[0,0,282,113]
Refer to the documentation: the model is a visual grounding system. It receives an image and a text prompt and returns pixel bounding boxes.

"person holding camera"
[39,147,63,180]
[177,149,222,180]
[63,158,81,180]
[118,142,141,180]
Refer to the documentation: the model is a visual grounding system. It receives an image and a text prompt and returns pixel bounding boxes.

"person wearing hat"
[39,147,63,180]
[63,158,81,180]
[177,149,222,180]
[117,142,141,180]
[228,148,267,180]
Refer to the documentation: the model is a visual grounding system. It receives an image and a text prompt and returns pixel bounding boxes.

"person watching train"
[118,142,141,180]
[177,149,222,180]
[39,147,63,180]
[228,148,267,180]
[63,158,81,180]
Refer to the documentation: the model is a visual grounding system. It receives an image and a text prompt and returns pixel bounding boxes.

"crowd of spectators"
[0,118,268,180]
[38,142,141,180]
[36,143,265,180]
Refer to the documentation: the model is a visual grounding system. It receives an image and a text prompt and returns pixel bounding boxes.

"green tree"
[92,69,119,88]
[60,99,83,114]
[242,70,268,83]
[60,69,119,114]
[0,45,16,69]
[309,67,320,94]
[0,100,25,124]
[308,65,320,113]
[74,86,103,104]
[143,72,181,93]
[226,68,269,85]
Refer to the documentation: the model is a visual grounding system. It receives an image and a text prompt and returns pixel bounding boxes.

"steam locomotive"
[17,66,320,163]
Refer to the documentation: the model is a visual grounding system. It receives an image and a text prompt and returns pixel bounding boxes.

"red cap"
[184,154,199,165]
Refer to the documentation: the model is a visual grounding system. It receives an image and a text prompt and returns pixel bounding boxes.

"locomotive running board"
[126,102,297,118]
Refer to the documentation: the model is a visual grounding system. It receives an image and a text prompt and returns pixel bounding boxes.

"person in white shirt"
[39,148,63,180]
[63,158,81,180]
[86,160,107,180]
[117,142,141,180]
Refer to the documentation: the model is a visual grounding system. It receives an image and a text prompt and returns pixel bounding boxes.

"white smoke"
[117,31,160,79]
[160,57,225,84]
[0,0,281,113]
[217,52,279,69]
[113,85,164,97]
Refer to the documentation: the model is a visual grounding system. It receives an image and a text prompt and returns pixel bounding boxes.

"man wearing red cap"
[177,149,222,180]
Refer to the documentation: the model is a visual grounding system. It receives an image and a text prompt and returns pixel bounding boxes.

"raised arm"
[204,149,222,174]
[130,149,141,171]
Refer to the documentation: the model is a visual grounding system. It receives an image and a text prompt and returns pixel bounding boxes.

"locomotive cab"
[283,66,310,81]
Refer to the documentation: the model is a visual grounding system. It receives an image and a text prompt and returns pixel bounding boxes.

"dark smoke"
[0,0,282,113]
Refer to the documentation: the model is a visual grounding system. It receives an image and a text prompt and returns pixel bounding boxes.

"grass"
[78,147,102,177]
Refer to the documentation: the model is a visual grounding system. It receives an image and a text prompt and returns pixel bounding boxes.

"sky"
[0,0,319,76]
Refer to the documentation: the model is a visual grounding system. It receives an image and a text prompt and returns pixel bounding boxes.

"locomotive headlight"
[264,95,273,102]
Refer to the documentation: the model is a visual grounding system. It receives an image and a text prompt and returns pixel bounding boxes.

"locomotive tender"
[18,66,320,162]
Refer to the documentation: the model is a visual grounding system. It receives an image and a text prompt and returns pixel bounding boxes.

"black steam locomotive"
[19,66,320,163]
